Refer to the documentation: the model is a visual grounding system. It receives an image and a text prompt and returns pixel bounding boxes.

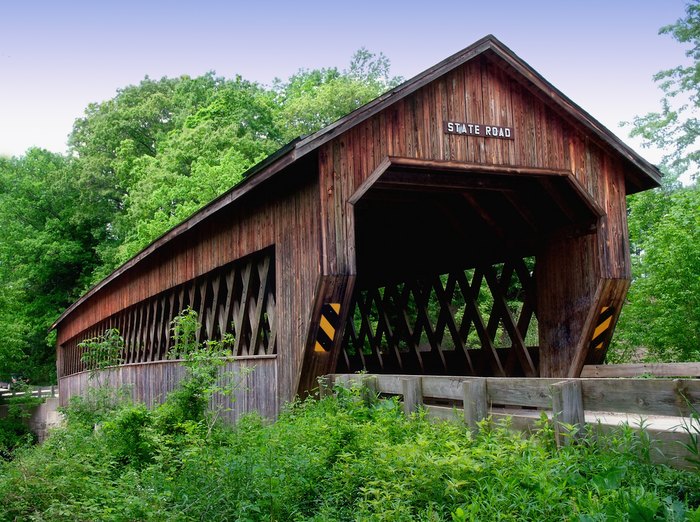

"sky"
[0,0,691,173]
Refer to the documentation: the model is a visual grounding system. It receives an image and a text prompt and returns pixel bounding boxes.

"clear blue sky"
[0,0,690,169]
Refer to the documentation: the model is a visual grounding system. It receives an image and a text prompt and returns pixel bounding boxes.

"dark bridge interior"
[337,162,602,378]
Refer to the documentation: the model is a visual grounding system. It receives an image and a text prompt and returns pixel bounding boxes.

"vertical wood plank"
[463,378,488,430]
[401,376,423,415]
[551,380,584,446]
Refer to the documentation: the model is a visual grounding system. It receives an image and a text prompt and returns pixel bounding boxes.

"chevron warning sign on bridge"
[590,306,615,351]
[314,303,341,352]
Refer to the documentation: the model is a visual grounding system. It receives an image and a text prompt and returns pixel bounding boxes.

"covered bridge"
[52,35,660,419]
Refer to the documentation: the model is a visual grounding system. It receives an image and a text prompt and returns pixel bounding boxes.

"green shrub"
[0,414,35,460]
[59,384,132,429]
[79,328,124,373]
[159,307,242,433]
[3,381,700,520]
[101,403,157,467]
[0,384,42,460]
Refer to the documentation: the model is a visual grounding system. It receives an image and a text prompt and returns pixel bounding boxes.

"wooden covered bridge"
[52,36,661,419]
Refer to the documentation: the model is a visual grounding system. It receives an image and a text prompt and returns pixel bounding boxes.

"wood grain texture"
[58,159,321,407]
[582,362,700,378]
[318,56,633,375]
[59,357,279,420]
[337,258,538,378]
[551,380,585,446]
[463,378,488,429]
[57,41,648,411]
[334,374,700,419]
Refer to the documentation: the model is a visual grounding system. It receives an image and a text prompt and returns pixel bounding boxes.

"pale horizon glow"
[0,0,691,179]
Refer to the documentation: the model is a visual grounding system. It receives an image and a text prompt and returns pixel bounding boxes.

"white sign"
[444,121,513,140]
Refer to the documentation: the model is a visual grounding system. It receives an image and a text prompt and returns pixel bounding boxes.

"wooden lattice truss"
[337,257,539,377]
[60,248,276,377]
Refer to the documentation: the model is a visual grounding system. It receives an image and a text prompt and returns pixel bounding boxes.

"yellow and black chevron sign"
[314,303,341,352]
[590,306,615,351]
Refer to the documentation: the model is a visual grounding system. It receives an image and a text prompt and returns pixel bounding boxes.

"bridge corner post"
[536,235,599,377]
[297,274,355,397]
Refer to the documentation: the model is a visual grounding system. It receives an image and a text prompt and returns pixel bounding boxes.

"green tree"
[0,150,107,381]
[613,178,700,361]
[273,48,402,142]
[107,77,281,266]
[626,1,700,179]
[612,2,700,363]
[68,74,229,278]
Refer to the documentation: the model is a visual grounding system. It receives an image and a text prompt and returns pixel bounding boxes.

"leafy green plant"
[677,400,700,470]
[100,403,157,468]
[79,328,124,376]
[0,382,42,460]
[2,382,700,521]
[59,384,132,429]
[159,307,247,436]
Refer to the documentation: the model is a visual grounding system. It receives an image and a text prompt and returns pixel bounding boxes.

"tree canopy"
[0,49,400,382]
[0,149,107,382]
[626,1,700,179]
[611,1,700,363]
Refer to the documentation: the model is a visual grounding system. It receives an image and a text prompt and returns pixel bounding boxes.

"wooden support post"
[551,380,585,447]
[317,375,334,399]
[536,235,598,377]
[361,375,378,406]
[401,376,423,415]
[298,274,355,396]
[463,378,488,430]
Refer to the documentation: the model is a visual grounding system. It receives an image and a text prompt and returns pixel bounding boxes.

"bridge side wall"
[57,158,322,411]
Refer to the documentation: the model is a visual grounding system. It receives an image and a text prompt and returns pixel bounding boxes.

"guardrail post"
[551,380,585,447]
[50,385,56,398]
[463,378,488,430]
[318,375,333,398]
[401,377,423,415]
[361,375,378,406]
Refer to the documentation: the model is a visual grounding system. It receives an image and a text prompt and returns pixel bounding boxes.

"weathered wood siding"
[57,40,651,406]
[318,54,630,377]
[59,356,278,420]
[319,55,628,276]
[58,159,322,407]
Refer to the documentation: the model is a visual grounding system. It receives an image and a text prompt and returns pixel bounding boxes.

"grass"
[1,384,699,521]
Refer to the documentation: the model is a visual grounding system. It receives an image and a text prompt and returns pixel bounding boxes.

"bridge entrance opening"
[336,159,602,378]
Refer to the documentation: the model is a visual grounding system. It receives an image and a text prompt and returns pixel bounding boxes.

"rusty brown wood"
[55,38,655,412]
[59,250,280,379]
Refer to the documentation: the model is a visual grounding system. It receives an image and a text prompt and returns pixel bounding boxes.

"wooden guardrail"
[0,386,58,401]
[582,362,700,378]
[325,374,700,469]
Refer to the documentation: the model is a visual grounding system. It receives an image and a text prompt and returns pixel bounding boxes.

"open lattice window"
[338,257,538,377]
[60,247,276,377]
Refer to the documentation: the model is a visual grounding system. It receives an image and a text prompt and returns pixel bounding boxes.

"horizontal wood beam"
[387,156,572,178]
[582,362,700,379]
[330,373,700,419]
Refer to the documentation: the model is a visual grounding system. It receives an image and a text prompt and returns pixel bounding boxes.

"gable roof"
[52,34,661,330]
